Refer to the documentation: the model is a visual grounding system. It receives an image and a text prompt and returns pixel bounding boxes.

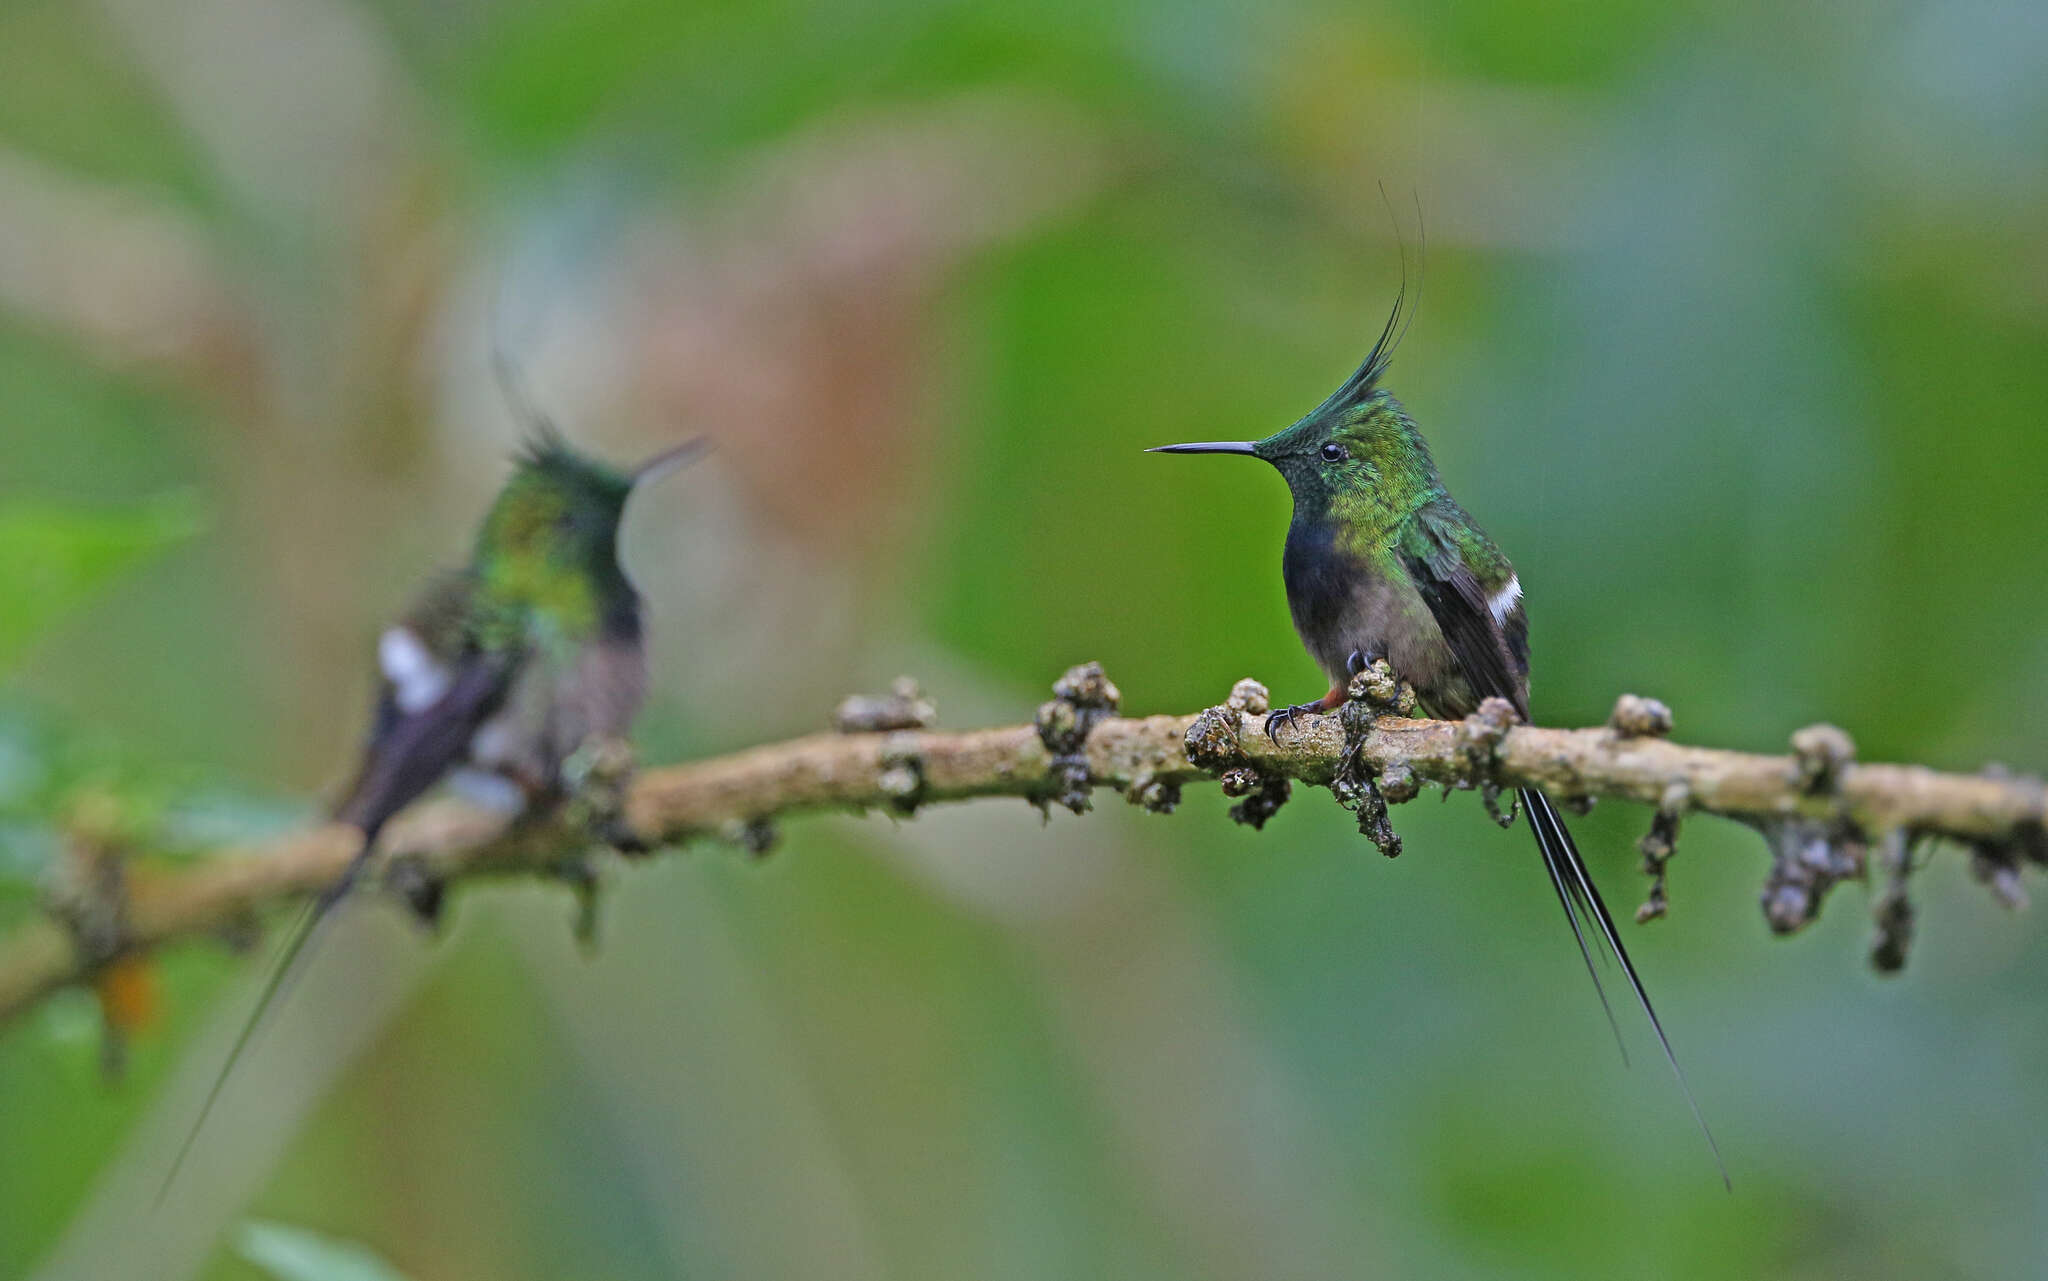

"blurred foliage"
[0,492,199,669]
[0,0,2045,1279]
[0,493,207,912]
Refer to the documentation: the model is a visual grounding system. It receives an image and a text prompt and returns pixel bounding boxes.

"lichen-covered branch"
[2,665,2043,1030]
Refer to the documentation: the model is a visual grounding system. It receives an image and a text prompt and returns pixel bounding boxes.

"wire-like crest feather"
[487,268,575,469]
[1318,186,1425,413]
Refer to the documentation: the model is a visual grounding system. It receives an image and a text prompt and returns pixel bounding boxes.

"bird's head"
[1148,290,1438,524]
[475,432,706,622]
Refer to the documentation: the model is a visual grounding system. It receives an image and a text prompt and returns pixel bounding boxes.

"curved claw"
[1345,647,1387,677]
[1263,707,1289,743]
[1263,701,1317,743]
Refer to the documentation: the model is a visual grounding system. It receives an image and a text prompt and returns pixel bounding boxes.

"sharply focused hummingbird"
[1149,295,1725,1181]
[160,427,704,1199]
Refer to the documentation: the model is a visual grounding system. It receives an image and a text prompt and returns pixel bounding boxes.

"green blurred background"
[2,0,2046,1277]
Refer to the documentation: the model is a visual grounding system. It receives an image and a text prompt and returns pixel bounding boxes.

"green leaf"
[0,491,202,668]
[236,1220,415,1281]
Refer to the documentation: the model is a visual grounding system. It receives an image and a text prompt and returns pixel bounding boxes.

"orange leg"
[1263,683,1347,743]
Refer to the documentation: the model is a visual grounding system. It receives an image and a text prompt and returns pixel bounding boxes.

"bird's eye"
[1319,442,1348,462]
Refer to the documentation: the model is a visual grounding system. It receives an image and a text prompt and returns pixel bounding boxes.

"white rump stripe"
[1488,574,1522,625]
[379,627,452,713]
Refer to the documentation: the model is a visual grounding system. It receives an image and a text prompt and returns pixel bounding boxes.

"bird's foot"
[1344,648,1386,678]
[1263,702,1314,742]
[1344,651,1419,720]
[1263,685,1347,743]
[561,735,649,855]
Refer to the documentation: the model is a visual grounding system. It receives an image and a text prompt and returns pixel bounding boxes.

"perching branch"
[2,664,2043,1030]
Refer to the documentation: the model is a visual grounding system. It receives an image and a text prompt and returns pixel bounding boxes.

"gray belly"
[466,637,648,790]
[1294,570,1468,714]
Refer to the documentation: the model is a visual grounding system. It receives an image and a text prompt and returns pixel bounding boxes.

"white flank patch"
[1488,574,1522,624]
[450,768,527,815]
[378,626,451,713]
[468,717,520,768]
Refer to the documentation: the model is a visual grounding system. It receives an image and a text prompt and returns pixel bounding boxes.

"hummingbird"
[159,426,704,1200]
[1149,294,1725,1182]
[334,429,703,845]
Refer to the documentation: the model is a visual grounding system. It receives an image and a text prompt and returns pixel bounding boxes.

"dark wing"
[334,572,515,842]
[1397,514,1528,719]
[1400,510,1726,1185]
[333,651,518,841]
[1399,518,1623,1038]
[160,605,519,1203]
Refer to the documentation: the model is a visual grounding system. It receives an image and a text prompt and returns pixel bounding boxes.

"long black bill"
[1145,441,1260,456]
[633,437,712,485]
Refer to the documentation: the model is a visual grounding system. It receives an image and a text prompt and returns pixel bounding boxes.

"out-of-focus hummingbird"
[160,427,703,1200]
[335,430,703,844]
[1149,296,1725,1182]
